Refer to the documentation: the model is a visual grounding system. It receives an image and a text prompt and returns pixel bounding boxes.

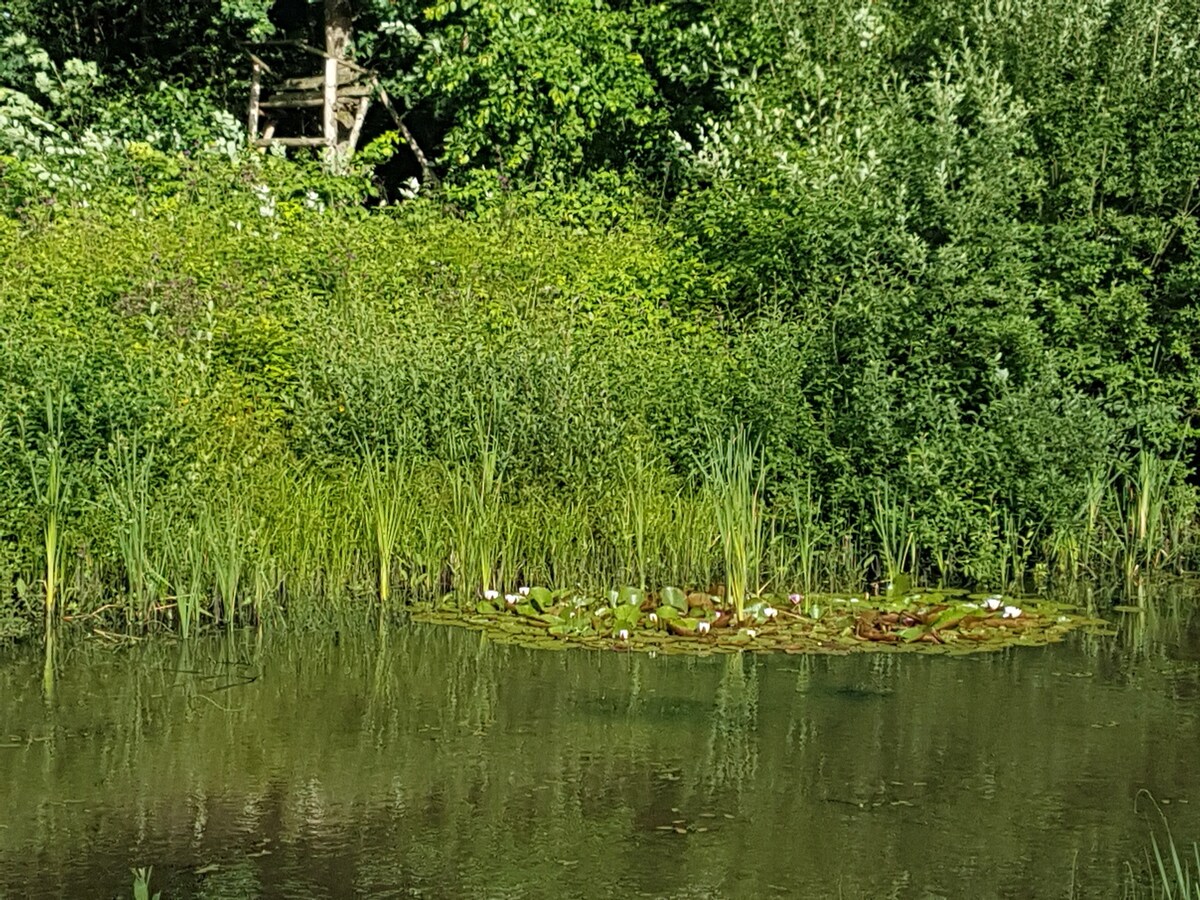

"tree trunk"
[325,0,353,61]
[325,0,354,150]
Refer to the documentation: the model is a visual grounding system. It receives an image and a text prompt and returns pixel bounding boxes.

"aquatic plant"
[23,387,71,633]
[361,448,415,611]
[104,432,156,624]
[131,866,161,900]
[705,430,766,622]
[871,480,915,583]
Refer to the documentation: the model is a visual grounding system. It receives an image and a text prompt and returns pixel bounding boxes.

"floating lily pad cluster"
[413,585,1112,655]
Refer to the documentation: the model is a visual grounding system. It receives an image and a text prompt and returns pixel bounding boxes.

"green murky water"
[1,608,1198,899]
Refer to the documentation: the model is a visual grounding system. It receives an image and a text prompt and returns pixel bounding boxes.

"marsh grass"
[170,519,206,640]
[705,430,766,621]
[871,481,915,583]
[362,449,415,610]
[1110,449,1194,595]
[24,388,70,632]
[446,447,503,601]
[104,433,155,624]
[1124,794,1200,899]
[205,496,246,631]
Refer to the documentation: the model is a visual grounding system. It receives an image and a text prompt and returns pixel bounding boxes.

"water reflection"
[0,603,1196,899]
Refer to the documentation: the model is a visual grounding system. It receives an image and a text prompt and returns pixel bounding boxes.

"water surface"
[1,607,1198,898]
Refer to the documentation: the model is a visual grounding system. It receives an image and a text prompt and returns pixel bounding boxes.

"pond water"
[1,605,1198,899]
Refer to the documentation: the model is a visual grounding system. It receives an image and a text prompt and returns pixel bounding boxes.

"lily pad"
[414,586,1111,658]
[660,586,688,612]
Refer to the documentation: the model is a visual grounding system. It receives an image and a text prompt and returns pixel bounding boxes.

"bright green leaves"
[412,0,662,177]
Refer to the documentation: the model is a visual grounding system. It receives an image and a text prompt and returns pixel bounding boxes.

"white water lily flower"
[483,589,500,600]
[763,607,778,619]
[1002,606,1022,619]
[697,621,711,634]
[504,593,520,605]
[518,586,531,596]
[745,629,757,638]
[649,612,658,623]
[618,629,630,641]
[984,595,1003,611]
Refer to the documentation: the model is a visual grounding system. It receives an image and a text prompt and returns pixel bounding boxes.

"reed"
[104,433,156,624]
[791,480,823,595]
[205,494,246,630]
[619,452,650,587]
[705,429,765,621]
[361,449,415,609]
[25,387,70,632]
[1130,793,1200,899]
[446,448,503,600]
[871,480,915,583]
[171,519,206,639]
[130,866,161,900]
[1113,448,1182,593]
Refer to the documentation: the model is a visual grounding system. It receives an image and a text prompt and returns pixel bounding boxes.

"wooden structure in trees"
[245,0,435,182]
[247,40,374,156]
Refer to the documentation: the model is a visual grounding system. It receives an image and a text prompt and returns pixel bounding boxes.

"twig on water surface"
[62,603,124,622]
[91,629,143,644]
[195,693,242,713]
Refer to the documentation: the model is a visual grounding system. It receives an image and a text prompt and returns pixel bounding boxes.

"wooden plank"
[248,61,262,144]
[246,52,275,76]
[344,96,371,154]
[268,84,372,101]
[260,98,325,109]
[281,70,361,91]
[323,55,338,147]
[254,136,329,147]
[374,79,438,187]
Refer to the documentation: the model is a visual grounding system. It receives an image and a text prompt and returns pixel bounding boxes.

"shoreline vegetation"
[3,0,1200,644]
[0,199,1195,645]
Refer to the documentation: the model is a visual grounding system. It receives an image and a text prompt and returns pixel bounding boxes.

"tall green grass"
[362,449,415,611]
[104,433,156,624]
[24,388,70,633]
[705,430,766,622]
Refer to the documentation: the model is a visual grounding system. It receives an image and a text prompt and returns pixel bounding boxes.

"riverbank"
[1,188,1197,638]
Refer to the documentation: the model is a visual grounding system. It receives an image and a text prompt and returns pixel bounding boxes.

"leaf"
[660,585,687,611]
[529,586,553,610]
[618,585,645,606]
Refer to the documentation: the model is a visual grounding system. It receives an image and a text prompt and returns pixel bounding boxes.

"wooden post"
[346,96,371,154]
[322,54,338,149]
[248,60,262,145]
[325,0,352,152]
